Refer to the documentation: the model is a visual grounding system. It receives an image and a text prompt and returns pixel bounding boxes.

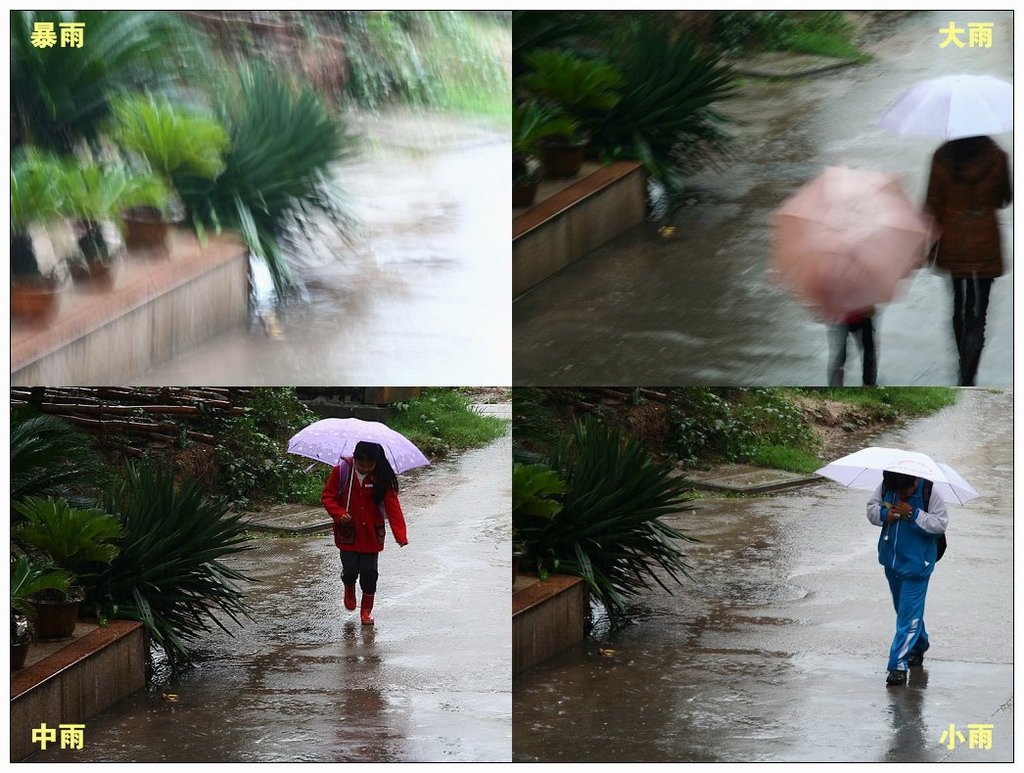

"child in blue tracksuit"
[867,470,948,685]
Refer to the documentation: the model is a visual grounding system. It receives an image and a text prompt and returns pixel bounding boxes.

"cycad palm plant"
[586,17,738,192]
[12,498,124,599]
[11,408,108,508]
[90,462,254,669]
[518,50,624,127]
[10,151,63,277]
[176,62,356,294]
[525,416,697,617]
[11,11,207,154]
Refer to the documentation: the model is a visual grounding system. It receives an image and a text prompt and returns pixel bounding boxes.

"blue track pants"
[885,567,930,671]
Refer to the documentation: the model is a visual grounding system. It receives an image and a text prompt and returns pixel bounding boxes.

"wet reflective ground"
[140,112,511,385]
[514,11,1012,386]
[34,418,511,762]
[513,390,1012,762]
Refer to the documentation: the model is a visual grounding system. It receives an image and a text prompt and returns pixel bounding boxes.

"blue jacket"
[867,479,948,579]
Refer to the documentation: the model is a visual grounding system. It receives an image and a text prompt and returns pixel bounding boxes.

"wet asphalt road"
[514,11,1012,386]
[513,389,1012,762]
[33,411,512,763]
[140,112,512,386]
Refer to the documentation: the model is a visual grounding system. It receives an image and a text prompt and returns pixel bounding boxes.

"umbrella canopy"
[772,166,932,321]
[815,446,978,506]
[287,418,430,474]
[879,74,1012,140]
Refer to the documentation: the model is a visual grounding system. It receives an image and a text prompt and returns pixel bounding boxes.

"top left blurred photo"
[11,10,512,386]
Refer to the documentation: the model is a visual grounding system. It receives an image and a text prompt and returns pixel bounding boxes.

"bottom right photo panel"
[512,386,1011,762]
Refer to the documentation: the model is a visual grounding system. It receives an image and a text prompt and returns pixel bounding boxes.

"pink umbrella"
[287,418,430,474]
[771,166,933,321]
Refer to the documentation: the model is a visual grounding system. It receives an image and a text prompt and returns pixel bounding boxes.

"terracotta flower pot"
[70,258,117,291]
[123,206,171,257]
[513,183,539,208]
[11,642,29,671]
[11,276,62,326]
[539,140,586,178]
[29,598,82,641]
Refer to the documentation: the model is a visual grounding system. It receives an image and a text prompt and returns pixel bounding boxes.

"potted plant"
[108,93,229,256]
[11,498,122,641]
[10,555,71,669]
[511,462,566,586]
[512,103,578,207]
[518,50,623,178]
[11,152,64,324]
[59,160,168,288]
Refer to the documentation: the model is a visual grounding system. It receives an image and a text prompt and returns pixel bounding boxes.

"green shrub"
[11,11,206,153]
[390,389,507,457]
[92,462,253,669]
[525,416,695,617]
[518,50,623,123]
[10,555,72,619]
[586,18,738,192]
[175,62,355,294]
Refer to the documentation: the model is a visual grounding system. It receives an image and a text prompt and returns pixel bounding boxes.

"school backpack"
[920,479,947,562]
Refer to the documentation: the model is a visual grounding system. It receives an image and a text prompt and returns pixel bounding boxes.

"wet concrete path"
[141,111,511,385]
[514,11,1012,386]
[34,408,511,763]
[513,389,1011,762]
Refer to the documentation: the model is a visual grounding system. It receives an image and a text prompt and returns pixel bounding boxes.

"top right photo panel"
[512,10,1012,387]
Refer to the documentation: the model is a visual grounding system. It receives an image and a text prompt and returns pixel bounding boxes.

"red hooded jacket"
[321,459,408,552]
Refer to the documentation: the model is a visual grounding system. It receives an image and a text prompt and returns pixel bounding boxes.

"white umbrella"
[879,74,1012,140]
[815,446,978,506]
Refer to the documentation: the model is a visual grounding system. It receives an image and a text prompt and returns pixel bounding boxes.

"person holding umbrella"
[880,74,1012,385]
[867,470,947,686]
[321,441,408,626]
[816,447,978,687]
[287,418,430,627]
[924,135,1011,385]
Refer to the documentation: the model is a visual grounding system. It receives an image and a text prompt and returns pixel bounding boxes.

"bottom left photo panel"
[10,386,512,763]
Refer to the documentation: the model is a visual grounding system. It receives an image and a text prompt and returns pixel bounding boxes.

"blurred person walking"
[924,135,1011,385]
[827,306,877,386]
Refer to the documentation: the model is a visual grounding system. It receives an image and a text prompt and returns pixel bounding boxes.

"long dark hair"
[882,470,917,496]
[945,135,993,178]
[353,441,398,504]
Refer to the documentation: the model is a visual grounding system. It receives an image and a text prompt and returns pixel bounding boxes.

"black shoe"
[886,670,908,686]
[908,652,924,667]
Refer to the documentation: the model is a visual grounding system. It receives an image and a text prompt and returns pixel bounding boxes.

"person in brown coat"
[924,135,1012,385]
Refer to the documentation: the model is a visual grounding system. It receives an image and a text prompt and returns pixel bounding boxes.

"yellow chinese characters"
[30,21,85,49]
[939,20,995,48]
[31,723,86,751]
[940,722,994,751]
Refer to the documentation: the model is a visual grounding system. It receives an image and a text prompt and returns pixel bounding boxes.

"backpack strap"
[337,459,354,511]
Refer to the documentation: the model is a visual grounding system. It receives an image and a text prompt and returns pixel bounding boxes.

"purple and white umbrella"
[287,418,430,474]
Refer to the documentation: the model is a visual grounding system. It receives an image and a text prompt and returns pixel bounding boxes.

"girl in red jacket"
[321,441,408,625]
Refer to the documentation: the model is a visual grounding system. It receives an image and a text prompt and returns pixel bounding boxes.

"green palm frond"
[11,556,72,617]
[90,462,255,669]
[12,498,123,574]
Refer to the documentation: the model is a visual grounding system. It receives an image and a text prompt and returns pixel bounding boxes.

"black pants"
[340,550,379,594]
[827,318,877,387]
[951,277,994,386]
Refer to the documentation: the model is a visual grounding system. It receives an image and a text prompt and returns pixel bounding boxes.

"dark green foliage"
[12,499,123,583]
[11,11,205,153]
[10,556,72,618]
[711,11,865,60]
[518,50,624,122]
[585,18,738,191]
[521,417,696,618]
[512,463,566,523]
[669,388,817,468]
[175,62,355,294]
[512,11,603,76]
[91,463,254,669]
[389,389,507,457]
[10,408,108,510]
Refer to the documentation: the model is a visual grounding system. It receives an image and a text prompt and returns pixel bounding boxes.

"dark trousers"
[827,318,877,387]
[951,277,994,386]
[340,550,379,594]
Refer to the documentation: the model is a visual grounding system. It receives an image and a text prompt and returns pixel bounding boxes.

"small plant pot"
[70,258,118,291]
[513,183,539,208]
[11,641,30,671]
[123,206,171,257]
[29,597,82,641]
[538,140,586,178]
[11,276,62,326]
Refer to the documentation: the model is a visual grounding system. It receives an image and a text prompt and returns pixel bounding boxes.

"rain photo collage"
[8,8,1014,765]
